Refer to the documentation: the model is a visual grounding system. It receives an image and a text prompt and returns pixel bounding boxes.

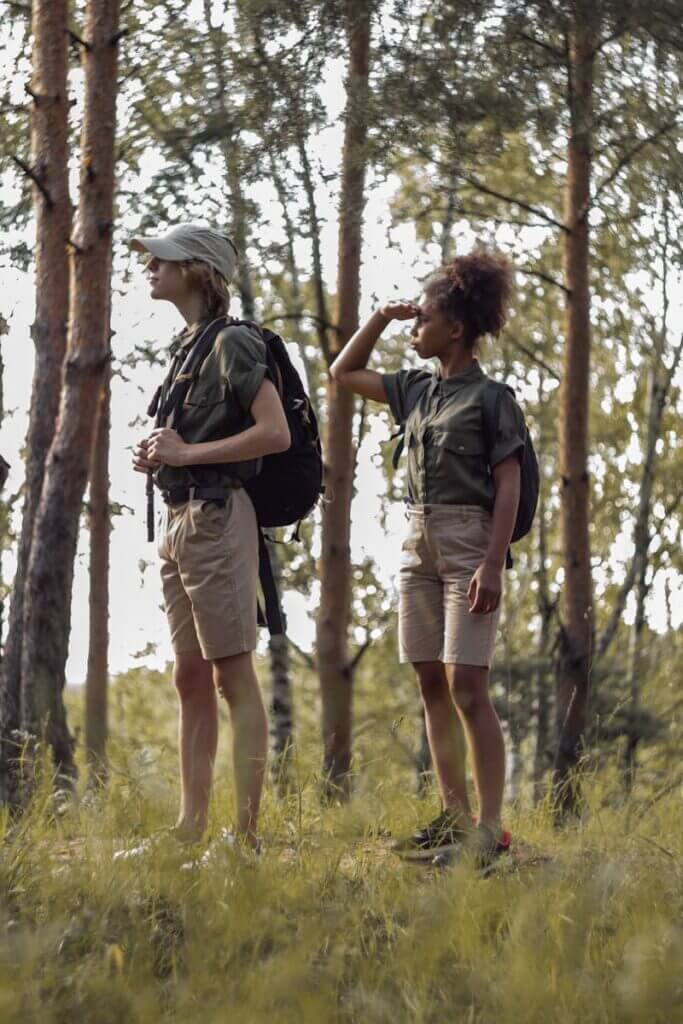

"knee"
[415,663,449,707]
[174,672,210,702]
[447,667,489,716]
[213,654,257,708]
[450,682,476,715]
[173,657,212,702]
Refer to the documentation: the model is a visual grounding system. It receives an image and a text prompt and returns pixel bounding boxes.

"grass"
[1,659,682,1023]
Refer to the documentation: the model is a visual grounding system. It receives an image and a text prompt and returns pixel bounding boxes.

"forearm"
[485,468,521,569]
[329,309,389,378]
[181,422,288,466]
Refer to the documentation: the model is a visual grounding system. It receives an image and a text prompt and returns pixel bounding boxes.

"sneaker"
[431,822,512,874]
[112,826,200,862]
[391,809,473,861]
[180,828,262,871]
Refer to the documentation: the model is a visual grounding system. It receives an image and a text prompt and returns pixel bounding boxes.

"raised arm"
[329,302,419,402]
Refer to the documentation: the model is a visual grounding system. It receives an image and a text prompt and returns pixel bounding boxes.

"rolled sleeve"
[215,325,272,414]
[489,390,526,468]
[382,368,431,424]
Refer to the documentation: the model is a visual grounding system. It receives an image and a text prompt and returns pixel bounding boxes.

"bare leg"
[414,661,471,819]
[174,650,217,840]
[213,651,268,848]
[445,663,506,829]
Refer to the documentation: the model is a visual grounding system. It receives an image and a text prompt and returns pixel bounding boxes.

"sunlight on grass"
[1,661,681,1022]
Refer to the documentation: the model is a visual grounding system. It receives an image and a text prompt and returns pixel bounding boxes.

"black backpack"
[150,315,324,633]
[391,376,539,568]
[240,323,324,530]
[481,380,539,566]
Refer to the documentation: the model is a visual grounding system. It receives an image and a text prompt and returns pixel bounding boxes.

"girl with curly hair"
[330,249,525,871]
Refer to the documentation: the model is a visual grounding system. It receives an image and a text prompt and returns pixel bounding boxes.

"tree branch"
[350,637,373,673]
[68,29,91,50]
[501,330,561,381]
[11,156,53,208]
[587,120,682,216]
[287,637,314,670]
[517,31,565,59]
[517,266,571,295]
[461,174,569,233]
[261,312,340,336]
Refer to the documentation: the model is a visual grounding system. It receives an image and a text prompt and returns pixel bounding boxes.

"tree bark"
[85,367,111,786]
[622,553,648,789]
[317,1,371,798]
[0,0,71,807]
[267,543,295,793]
[553,6,596,815]
[533,467,553,801]
[19,0,121,793]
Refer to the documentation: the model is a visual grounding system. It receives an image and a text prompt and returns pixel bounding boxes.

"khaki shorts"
[158,488,258,661]
[398,504,503,668]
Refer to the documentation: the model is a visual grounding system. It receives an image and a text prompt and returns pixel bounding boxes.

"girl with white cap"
[120,224,290,862]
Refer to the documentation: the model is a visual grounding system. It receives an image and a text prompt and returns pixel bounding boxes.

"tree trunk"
[268,544,294,793]
[85,367,111,787]
[317,1,371,799]
[553,8,596,815]
[532,378,553,803]
[0,0,71,808]
[623,556,648,789]
[19,0,121,794]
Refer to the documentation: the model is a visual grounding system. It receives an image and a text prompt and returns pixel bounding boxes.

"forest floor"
[1,666,682,1023]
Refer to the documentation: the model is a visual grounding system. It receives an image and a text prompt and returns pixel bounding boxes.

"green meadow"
[1,655,681,1024]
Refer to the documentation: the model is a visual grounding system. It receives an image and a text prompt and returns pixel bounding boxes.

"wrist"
[375,308,391,325]
[483,557,504,572]
[179,443,193,467]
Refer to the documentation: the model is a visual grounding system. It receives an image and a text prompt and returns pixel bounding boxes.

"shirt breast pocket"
[184,380,228,408]
[431,428,487,467]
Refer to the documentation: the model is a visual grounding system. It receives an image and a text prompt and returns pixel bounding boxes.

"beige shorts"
[158,488,258,661]
[398,504,503,668]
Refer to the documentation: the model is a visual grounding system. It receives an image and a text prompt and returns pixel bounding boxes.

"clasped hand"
[132,429,187,472]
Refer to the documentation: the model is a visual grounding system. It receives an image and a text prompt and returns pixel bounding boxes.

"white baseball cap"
[130,223,238,284]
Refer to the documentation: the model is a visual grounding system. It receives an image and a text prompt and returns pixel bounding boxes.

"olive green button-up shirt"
[382,360,526,510]
[155,319,271,491]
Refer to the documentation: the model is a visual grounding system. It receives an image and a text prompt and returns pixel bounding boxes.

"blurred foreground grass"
[1,656,682,1023]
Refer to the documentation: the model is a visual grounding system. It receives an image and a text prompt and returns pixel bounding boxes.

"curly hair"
[178,259,232,320]
[423,249,513,347]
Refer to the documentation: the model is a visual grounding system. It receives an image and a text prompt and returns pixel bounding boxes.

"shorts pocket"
[195,498,227,535]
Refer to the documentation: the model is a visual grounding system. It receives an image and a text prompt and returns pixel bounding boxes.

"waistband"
[404,502,492,519]
[161,483,242,506]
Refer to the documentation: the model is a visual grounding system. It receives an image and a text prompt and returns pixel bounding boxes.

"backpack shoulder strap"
[481,379,515,462]
[482,379,517,571]
[160,316,228,429]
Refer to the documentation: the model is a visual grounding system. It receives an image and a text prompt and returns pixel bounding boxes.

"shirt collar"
[170,319,207,356]
[436,360,485,387]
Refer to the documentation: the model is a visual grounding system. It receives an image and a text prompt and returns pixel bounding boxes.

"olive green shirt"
[382,361,526,510]
[155,319,271,491]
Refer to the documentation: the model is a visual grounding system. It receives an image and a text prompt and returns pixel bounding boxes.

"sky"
[1,15,681,685]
